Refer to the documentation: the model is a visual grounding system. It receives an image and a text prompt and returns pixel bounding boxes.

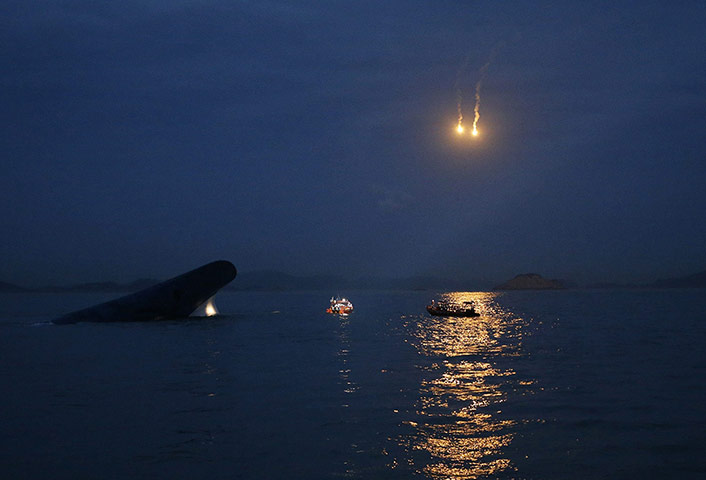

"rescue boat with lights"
[426,300,479,317]
[327,296,354,315]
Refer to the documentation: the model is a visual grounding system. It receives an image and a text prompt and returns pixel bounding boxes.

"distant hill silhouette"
[585,281,641,289]
[493,273,566,290]
[6,268,704,292]
[0,281,26,292]
[3,272,470,293]
[1,279,160,293]
[654,270,706,288]
[54,278,159,292]
[229,271,469,291]
[230,271,340,291]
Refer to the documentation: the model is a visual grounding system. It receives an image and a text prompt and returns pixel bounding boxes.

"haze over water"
[1,288,705,479]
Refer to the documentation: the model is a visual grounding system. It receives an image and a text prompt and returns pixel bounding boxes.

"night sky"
[3,1,706,286]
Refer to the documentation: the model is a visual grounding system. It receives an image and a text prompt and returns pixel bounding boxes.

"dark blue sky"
[2,1,706,286]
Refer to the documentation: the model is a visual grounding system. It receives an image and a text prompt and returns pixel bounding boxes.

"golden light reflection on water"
[337,317,358,401]
[415,292,522,357]
[399,292,531,478]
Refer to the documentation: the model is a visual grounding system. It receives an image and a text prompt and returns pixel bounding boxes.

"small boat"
[327,296,354,315]
[426,300,479,317]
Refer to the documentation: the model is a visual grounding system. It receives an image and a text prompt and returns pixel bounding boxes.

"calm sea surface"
[1,289,705,479]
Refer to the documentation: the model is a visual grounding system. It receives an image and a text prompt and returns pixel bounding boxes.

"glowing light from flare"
[453,122,481,138]
[453,44,503,142]
[205,301,217,316]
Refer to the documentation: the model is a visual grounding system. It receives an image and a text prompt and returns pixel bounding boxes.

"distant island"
[653,270,706,288]
[3,268,706,293]
[229,271,471,292]
[493,273,566,290]
[0,281,26,292]
[0,272,476,293]
[0,279,159,293]
[587,269,706,289]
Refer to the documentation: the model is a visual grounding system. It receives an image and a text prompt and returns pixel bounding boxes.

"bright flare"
[472,127,479,136]
[457,123,464,134]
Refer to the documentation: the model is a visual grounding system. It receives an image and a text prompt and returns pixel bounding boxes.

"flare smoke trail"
[455,54,471,133]
[471,61,491,136]
[457,103,464,133]
[456,42,504,137]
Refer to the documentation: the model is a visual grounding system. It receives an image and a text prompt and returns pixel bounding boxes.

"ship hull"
[53,260,236,324]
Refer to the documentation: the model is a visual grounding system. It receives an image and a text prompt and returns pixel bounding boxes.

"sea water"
[0,289,705,479]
